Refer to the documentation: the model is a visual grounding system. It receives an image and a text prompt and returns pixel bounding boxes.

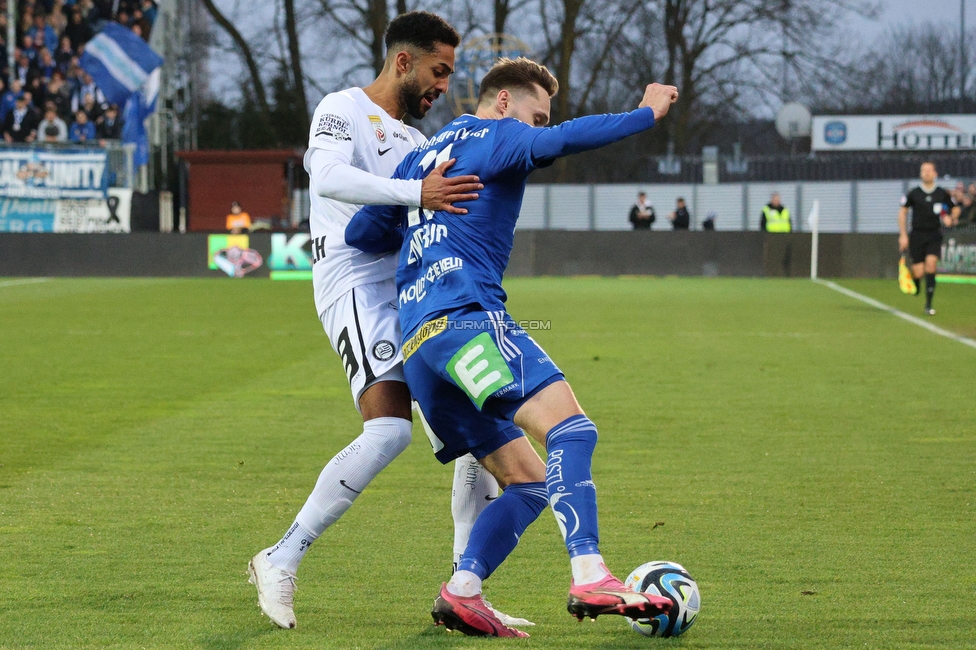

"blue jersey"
[348,108,657,337]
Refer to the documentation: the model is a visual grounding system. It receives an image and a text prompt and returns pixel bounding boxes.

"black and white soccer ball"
[623,561,700,637]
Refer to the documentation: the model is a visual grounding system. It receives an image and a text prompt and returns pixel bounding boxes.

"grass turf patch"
[1,277,974,649]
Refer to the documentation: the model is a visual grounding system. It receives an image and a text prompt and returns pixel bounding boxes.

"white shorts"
[319,277,405,411]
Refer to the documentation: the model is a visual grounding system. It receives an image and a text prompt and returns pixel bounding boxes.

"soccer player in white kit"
[247,11,525,630]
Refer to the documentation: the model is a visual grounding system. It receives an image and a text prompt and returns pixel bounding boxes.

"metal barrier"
[597,151,976,184]
[519,180,975,234]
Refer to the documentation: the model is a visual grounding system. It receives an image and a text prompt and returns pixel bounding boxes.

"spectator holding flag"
[79,22,163,168]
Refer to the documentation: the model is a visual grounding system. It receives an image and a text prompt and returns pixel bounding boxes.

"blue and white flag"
[79,23,163,107]
[81,24,163,168]
[122,70,159,167]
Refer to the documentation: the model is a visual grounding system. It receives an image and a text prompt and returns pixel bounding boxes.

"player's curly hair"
[478,57,558,103]
[385,12,460,54]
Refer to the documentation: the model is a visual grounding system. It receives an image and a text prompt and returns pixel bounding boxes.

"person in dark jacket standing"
[669,197,690,230]
[628,191,655,229]
[96,104,123,140]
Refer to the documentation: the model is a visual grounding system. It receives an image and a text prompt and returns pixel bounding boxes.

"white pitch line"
[0,278,51,288]
[814,278,976,351]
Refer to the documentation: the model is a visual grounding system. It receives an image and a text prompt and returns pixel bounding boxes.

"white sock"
[265,521,316,574]
[570,554,609,585]
[451,453,499,570]
[268,417,412,573]
[446,569,483,598]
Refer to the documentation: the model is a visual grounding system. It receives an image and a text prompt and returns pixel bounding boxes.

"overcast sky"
[205,0,974,108]
[854,0,969,37]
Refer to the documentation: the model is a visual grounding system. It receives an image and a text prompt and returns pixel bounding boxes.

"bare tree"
[200,0,272,119]
[284,0,310,133]
[831,23,976,114]
[315,0,392,77]
[492,0,533,44]
[631,0,879,152]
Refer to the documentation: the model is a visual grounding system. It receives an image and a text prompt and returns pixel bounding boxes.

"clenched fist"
[639,83,679,121]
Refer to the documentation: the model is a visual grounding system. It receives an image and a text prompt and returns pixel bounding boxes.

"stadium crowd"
[951,182,976,226]
[0,0,156,145]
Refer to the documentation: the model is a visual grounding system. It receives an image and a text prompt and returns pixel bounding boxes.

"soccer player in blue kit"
[346,57,679,637]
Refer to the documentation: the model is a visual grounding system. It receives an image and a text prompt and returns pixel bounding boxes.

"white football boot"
[247,549,297,629]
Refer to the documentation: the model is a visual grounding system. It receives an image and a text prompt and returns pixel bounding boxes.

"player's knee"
[497,462,546,487]
[359,379,411,421]
[361,416,413,460]
[546,414,598,449]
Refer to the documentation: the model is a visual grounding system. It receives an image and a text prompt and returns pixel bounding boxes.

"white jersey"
[305,87,425,315]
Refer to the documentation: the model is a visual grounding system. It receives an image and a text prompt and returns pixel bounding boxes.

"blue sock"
[457,481,547,580]
[545,415,600,558]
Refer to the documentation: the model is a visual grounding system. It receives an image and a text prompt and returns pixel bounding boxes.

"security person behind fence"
[760,192,791,232]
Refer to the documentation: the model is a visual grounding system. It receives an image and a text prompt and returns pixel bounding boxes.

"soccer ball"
[623,561,700,637]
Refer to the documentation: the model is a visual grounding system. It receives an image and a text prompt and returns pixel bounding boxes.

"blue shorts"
[403,308,564,464]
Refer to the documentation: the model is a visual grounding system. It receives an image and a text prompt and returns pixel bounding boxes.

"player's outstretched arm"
[345,204,405,254]
[529,83,678,163]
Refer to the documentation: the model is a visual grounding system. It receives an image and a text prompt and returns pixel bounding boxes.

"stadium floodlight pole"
[809,200,820,280]
[961,0,966,113]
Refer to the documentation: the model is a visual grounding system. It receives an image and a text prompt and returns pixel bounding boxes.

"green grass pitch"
[1,276,974,649]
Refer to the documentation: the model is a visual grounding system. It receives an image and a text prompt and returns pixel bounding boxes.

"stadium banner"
[0,148,110,199]
[939,234,976,284]
[812,115,976,151]
[0,189,132,233]
[268,233,313,280]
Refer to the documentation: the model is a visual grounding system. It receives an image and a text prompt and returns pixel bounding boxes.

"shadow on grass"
[368,624,695,650]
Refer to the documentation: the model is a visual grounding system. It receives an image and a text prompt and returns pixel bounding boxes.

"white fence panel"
[517,179,932,232]
[694,184,744,231]
[517,185,547,229]
[547,184,592,230]
[800,182,851,232]
[856,181,904,233]
[594,184,643,230]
